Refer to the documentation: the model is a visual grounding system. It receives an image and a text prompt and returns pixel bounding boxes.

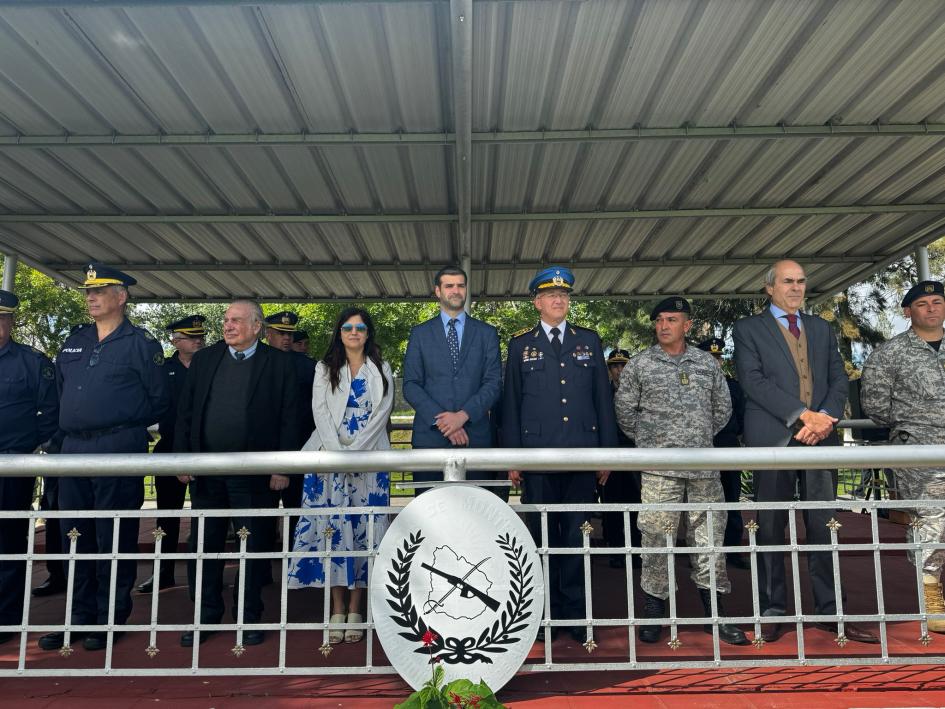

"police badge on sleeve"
[370,486,544,692]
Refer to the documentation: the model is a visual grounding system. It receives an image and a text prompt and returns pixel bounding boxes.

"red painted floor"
[5,509,945,707]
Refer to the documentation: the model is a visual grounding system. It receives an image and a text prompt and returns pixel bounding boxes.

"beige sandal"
[345,613,364,643]
[328,613,346,644]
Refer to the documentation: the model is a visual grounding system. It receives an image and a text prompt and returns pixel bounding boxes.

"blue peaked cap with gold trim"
[166,315,207,337]
[901,280,944,307]
[265,310,298,332]
[528,266,574,295]
[0,289,18,314]
[78,263,137,289]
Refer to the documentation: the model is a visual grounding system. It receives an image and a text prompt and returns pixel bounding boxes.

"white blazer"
[301,358,394,453]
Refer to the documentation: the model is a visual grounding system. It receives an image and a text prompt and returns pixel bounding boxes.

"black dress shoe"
[706,623,749,645]
[536,627,558,643]
[82,631,124,651]
[136,576,176,593]
[568,627,588,643]
[32,577,66,597]
[759,622,787,643]
[180,629,218,647]
[243,630,265,646]
[815,622,879,644]
[38,631,88,651]
[726,553,751,570]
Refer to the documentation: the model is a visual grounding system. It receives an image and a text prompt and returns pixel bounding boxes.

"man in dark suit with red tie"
[734,259,877,644]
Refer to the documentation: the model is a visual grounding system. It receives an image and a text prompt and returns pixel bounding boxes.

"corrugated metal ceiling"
[0,0,943,302]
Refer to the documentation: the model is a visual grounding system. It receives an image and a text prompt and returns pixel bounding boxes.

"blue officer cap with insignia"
[528,266,574,295]
[606,348,631,365]
[292,329,309,343]
[78,262,137,289]
[901,280,944,307]
[166,315,207,337]
[0,289,18,314]
[264,310,298,332]
[697,337,726,355]
[650,296,691,321]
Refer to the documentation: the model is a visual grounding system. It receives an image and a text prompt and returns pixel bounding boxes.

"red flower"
[449,691,463,705]
[470,696,481,707]
[422,630,439,647]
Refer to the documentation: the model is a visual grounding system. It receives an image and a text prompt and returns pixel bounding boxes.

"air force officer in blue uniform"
[0,290,59,646]
[39,264,169,652]
[502,267,618,642]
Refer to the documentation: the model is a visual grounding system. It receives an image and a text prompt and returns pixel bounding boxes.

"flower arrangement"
[394,631,506,709]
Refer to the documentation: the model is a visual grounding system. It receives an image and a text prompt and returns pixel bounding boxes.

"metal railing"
[2,444,945,677]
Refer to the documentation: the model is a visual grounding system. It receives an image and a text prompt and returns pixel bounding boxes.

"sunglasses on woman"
[340,323,368,333]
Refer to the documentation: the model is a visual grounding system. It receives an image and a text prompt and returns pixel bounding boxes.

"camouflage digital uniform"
[861,327,945,575]
[614,344,733,599]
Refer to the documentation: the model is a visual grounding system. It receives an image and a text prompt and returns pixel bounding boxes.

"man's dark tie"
[234,351,246,361]
[447,318,460,372]
[549,327,562,357]
[785,313,800,339]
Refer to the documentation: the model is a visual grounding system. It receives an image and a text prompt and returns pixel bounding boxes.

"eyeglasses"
[88,344,103,367]
[340,323,368,333]
[538,292,570,301]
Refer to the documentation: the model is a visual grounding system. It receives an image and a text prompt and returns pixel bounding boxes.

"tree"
[0,258,87,357]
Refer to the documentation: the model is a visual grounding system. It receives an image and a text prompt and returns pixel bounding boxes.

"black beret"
[650,296,691,321]
[902,280,944,307]
[697,337,725,355]
[0,289,18,313]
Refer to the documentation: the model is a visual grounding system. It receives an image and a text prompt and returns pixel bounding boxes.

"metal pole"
[1,253,17,291]
[451,0,473,315]
[916,245,932,281]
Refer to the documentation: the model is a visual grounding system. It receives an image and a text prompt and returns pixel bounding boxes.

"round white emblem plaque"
[370,485,544,692]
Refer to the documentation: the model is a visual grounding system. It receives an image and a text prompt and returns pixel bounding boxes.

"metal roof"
[0,0,944,302]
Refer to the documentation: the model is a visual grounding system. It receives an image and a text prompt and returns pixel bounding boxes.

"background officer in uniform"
[264,310,315,536]
[137,315,206,594]
[39,264,169,652]
[697,337,748,570]
[0,290,59,645]
[291,329,310,355]
[616,299,747,645]
[600,348,641,568]
[502,266,617,643]
[861,280,945,631]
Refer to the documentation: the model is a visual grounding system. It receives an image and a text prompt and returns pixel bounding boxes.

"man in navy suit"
[502,266,618,643]
[403,265,502,493]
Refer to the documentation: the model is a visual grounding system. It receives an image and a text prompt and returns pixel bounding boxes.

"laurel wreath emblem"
[385,530,534,664]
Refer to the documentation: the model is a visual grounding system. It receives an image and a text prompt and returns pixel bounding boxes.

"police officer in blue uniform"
[502,266,618,643]
[137,315,206,594]
[38,264,169,652]
[264,311,316,539]
[0,290,59,645]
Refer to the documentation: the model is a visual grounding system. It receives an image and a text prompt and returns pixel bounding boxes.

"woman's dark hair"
[321,307,389,396]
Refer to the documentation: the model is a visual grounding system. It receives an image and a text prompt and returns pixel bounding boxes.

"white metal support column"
[1,253,16,292]
[450,0,473,314]
[916,245,932,281]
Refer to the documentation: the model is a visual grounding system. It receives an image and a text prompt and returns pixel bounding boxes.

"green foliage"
[395,664,505,709]
[0,259,87,357]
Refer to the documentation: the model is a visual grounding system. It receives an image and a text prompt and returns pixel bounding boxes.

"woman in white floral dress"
[288,307,393,643]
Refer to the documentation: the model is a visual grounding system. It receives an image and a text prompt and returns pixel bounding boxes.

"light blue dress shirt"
[228,340,259,360]
[440,310,466,348]
[769,303,803,333]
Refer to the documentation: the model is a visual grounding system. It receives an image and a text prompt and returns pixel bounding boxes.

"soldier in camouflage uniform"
[861,279,945,632]
[615,297,748,645]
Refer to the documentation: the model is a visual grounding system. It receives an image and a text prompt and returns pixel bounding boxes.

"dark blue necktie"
[447,318,460,372]
[550,327,562,357]
[234,351,246,361]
